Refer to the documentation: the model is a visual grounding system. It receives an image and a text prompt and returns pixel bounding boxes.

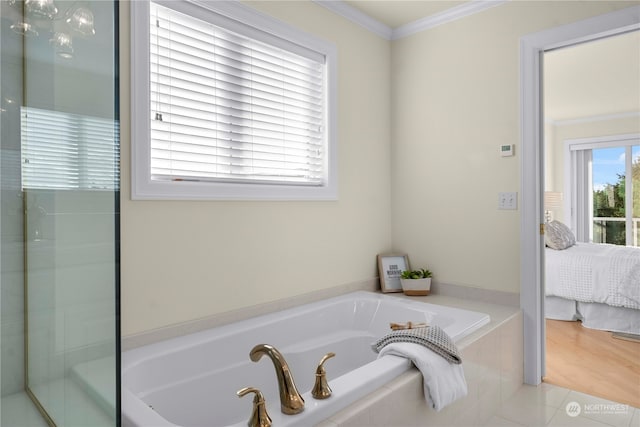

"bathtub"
[121,291,490,427]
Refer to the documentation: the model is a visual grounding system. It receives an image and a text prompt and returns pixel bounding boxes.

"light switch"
[498,192,517,210]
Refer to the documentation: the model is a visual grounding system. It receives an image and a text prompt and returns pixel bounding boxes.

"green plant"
[401,268,432,279]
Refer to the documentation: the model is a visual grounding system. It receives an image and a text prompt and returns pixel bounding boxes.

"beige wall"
[119,1,392,336]
[390,1,637,294]
[120,0,638,336]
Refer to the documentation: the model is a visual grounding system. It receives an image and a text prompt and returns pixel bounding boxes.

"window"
[131,0,337,200]
[565,134,640,246]
[21,107,120,191]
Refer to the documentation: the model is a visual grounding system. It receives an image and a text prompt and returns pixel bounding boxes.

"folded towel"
[377,342,467,411]
[373,326,466,411]
[372,325,462,364]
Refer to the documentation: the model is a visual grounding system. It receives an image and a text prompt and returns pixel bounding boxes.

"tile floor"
[486,382,639,427]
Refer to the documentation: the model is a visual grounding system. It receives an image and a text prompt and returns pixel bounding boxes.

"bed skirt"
[545,296,640,335]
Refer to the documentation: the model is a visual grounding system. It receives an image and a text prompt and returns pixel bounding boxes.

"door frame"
[519,5,640,385]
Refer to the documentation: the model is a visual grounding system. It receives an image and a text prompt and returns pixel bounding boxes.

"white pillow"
[545,220,576,250]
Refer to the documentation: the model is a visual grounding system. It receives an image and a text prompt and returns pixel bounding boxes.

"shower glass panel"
[19,0,119,425]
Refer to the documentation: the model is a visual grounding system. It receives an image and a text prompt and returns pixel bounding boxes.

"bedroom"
[543,30,640,406]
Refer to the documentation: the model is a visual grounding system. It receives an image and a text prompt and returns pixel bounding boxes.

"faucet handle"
[312,352,335,399]
[237,387,272,427]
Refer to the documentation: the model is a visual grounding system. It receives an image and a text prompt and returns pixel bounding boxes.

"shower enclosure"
[1,0,120,425]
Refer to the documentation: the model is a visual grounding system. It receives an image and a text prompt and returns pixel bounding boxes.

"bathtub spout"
[249,344,305,415]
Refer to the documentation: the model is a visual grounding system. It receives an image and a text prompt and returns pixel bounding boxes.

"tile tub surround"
[316,295,523,426]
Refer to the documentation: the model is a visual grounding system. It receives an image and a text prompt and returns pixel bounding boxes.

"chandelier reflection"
[9,0,96,60]
[65,7,95,36]
[10,20,39,37]
[25,0,58,20]
[49,32,73,59]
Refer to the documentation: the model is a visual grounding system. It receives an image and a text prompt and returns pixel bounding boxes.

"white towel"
[377,342,467,411]
[373,325,462,364]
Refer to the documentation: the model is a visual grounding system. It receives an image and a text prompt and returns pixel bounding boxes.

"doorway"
[519,5,640,387]
[542,31,640,407]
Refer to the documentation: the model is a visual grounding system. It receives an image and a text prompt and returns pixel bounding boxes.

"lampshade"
[544,192,563,210]
[544,191,563,222]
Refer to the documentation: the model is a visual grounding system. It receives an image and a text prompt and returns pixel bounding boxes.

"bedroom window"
[566,135,640,247]
[130,0,337,200]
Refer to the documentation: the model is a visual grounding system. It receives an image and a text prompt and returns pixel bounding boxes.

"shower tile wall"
[26,190,117,389]
[318,309,524,426]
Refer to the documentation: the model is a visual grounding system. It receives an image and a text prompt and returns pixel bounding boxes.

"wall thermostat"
[500,144,515,157]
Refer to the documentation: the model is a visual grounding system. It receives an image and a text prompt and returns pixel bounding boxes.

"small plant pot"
[400,278,431,296]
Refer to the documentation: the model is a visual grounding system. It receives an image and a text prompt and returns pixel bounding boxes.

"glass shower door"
[20,0,120,425]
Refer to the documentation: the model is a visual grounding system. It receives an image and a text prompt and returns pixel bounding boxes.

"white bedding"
[545,242,640,310]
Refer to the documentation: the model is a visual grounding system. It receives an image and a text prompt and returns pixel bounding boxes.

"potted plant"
[400,268,433,296]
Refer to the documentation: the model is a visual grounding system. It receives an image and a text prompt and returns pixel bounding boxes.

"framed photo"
[377,254,409,293]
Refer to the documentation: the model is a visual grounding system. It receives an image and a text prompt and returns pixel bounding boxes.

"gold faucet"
[237,387,272,427]
[312,352,335,399]
[249,344,305,415]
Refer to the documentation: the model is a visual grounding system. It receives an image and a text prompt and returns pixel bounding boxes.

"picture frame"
[377,253,410,293]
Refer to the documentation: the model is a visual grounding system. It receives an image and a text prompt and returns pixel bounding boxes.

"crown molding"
[392,0,508,40]
[312,0,393,40]
[313,0,508,41]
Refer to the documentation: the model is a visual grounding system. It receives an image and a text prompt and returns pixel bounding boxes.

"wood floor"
[544,319,640,408]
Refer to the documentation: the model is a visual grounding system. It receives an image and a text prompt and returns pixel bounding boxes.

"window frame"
[130,0,337,200]
[564,133,640,245]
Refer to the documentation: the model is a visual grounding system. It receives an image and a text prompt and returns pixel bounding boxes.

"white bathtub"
[121,291,490,427]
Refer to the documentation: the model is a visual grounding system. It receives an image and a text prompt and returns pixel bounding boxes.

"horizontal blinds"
[150,2,326,185]
[21,107,120,190]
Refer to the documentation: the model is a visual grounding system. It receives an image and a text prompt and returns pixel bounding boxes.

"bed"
[543,221,640,335]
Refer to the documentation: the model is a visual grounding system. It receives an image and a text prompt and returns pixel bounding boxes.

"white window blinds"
[149,2,327,186]
[21,107,120,190]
